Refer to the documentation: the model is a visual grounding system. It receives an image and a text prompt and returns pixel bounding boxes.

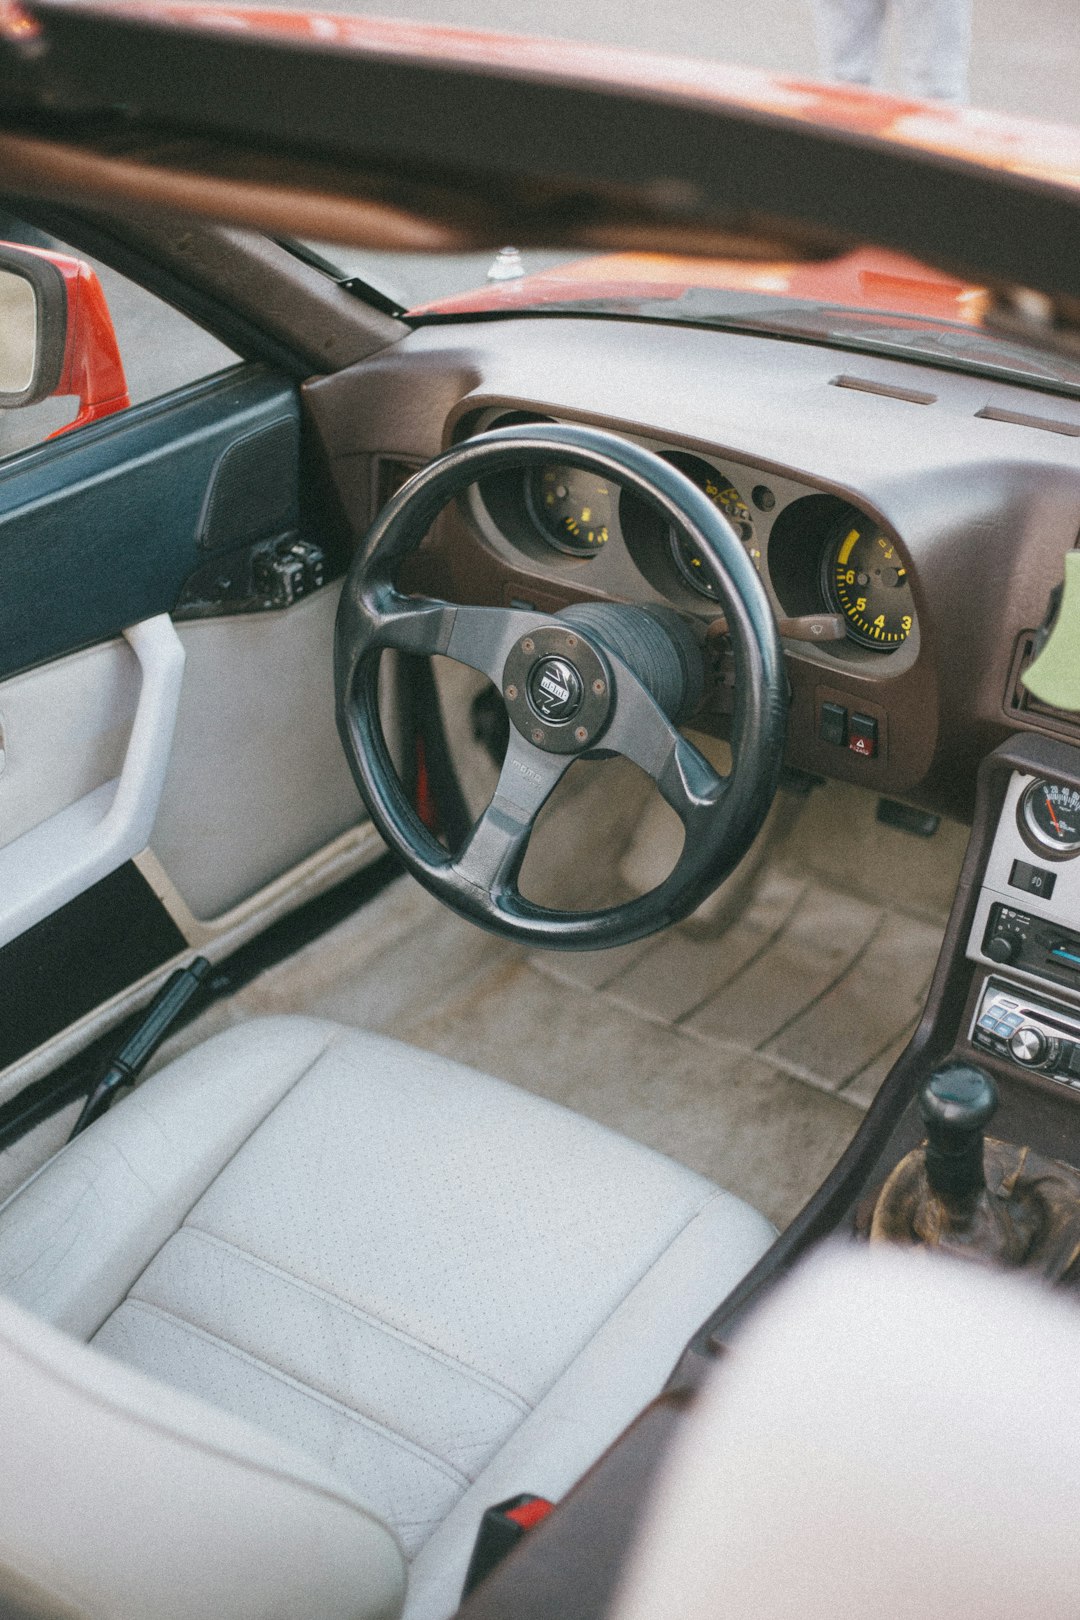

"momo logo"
[526,656,584,724]
[539,669,570,706]
[510,757,544,785]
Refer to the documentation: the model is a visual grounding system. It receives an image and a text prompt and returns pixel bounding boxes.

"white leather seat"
[0,1015,774,1620]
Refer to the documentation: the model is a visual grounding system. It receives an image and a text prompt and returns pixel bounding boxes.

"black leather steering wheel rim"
[335,423,788,949]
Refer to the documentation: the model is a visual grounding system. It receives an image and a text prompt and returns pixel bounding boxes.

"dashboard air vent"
[976,406,1080,437]
[1006,633,1080,739]
[831,374,936,405]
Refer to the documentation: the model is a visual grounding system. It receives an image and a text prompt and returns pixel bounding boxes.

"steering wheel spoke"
[656,731,729,828]
[443,604,540,685]
[379,595,540,686]
[452,731,571,896]
[602,667,726,824]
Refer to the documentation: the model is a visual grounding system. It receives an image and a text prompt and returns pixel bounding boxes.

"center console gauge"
[1019,779,1080,857]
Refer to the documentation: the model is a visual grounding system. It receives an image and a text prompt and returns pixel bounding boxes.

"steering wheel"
[335,423,787,949]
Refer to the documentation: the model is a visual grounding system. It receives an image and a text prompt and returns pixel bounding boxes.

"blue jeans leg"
[811,0,889,86]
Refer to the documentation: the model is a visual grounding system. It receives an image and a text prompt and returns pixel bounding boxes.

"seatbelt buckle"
[460,1494,554,1600]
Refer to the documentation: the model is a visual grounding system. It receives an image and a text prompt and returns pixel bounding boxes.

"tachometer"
[822,514,914,649]
[527,465,614,556]
[664,453,758,600]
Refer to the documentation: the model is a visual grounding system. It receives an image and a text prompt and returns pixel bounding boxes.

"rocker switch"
[820,701,847,747]
[848,713,878,758]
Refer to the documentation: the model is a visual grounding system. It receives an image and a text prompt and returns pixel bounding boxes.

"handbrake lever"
[68,957,211,1140]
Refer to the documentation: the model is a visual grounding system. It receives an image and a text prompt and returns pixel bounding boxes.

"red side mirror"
[0,240,129,435]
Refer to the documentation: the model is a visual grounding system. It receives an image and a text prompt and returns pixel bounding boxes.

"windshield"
[298,244,574,314]
[291,0,1080,394]
[299,238,1080,399]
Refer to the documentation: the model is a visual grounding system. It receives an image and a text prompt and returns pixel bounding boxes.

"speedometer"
[527,465,613,556]
[664,453,758,599]
[822,513,915,649]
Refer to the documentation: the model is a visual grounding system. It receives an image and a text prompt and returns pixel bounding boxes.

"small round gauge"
[527,465,614,556]
[664,454,758,600]
[822,514,915,650]
[1019,779,1080,857]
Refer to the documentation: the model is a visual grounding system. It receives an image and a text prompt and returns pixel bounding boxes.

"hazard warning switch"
[848,713,878,758]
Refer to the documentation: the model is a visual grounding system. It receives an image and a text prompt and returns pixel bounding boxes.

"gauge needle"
[1047,795,1063,835]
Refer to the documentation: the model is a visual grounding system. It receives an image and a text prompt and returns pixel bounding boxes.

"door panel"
[151,585,363,920]
[0,636,140,847]
[0,865,186,1077]
[0,354,371,1087]
[0,366,296,681]
[0,615,183,948]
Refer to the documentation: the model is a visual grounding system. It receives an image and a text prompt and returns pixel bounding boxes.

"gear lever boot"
[868,1064,1080,1278]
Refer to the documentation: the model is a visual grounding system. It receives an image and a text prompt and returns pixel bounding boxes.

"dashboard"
[308,312,1080,823]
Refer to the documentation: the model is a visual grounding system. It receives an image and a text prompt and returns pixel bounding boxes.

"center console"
[966,768,1080,1091]
[699,729,1080,1340]
[841,736,1080,1277]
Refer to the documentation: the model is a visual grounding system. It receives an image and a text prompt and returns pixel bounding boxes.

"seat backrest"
[0,1290,406,1620]
[610,1244,1080,1620]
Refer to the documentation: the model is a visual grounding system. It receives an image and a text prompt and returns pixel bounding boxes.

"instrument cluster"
[469,418,918,660]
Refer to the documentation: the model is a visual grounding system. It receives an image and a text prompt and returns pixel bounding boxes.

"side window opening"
[0,211,240,461]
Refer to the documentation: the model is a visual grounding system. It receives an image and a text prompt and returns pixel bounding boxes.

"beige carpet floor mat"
[142,775,967,1232]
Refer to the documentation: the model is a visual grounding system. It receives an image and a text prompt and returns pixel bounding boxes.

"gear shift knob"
[919,1065,998,1202]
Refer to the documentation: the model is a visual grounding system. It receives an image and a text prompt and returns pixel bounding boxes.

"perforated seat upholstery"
[0,1016,775,1620]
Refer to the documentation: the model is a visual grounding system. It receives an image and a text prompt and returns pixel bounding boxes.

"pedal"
[876,797,940,838]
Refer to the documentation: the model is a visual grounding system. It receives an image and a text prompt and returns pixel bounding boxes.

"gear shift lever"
[867,1063,1080,1277]
[920,1065,998,1207]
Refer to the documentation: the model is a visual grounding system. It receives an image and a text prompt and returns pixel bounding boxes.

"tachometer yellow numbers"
[529,465,614,556]
[824,519,915,650]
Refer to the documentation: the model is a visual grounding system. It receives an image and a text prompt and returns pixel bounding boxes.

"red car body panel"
[49,250,130,432]
[407,245,990,323]
[1,3,1076,334]
[10,1,1065,327]
[20,0,1080,196]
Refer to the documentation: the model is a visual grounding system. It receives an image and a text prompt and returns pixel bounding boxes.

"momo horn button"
[526,656,585,724]
[502,626,612,755]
